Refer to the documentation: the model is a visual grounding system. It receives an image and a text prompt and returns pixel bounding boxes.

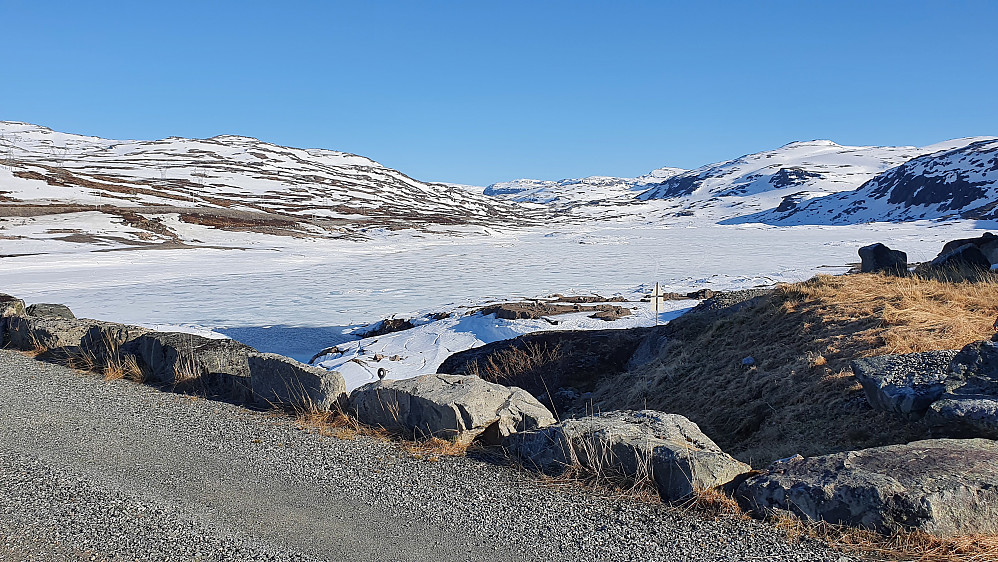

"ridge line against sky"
[1,0,996,186]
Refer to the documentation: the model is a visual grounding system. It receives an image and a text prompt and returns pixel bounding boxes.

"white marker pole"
[652,282,662,326]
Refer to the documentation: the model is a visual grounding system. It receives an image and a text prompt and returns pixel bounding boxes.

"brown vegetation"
[589,272,998,466]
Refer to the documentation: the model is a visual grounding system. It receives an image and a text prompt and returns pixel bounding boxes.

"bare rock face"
[248,352,346,412]
[850,350,958,420]
[124,332,256,401]
[737,439,998,536]
[25,303,76,320]
[938,232,998,263]
[350,374,555,445]
[858,243,908,275]
[507,410,750,501]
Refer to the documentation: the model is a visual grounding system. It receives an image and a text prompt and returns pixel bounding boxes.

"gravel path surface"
[0,350,851,562]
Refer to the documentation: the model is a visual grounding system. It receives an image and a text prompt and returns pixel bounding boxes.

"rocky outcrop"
[124,332,256,400]
[924,339,998,438]
[248,352,346,412]
[25,303,76,319]
[850,351,958,420]
[737,439,998,536]
[858,243,907,275]
[350,374,555,444]
[508,410,750,501]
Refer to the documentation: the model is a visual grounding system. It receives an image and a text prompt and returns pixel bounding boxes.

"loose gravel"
[0,350,852,561]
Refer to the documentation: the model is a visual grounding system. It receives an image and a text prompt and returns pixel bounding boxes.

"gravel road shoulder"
[0,350,848,561]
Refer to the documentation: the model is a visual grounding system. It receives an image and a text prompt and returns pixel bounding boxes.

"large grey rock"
[0,294,26,348]
[926,243,991,272]
[350,374,555,444]
[5,316,99,351]
[0,294,25,318]
[850,350,958,420]
[939,232,998,263]
[507,410,751,501]
[858,243,908,275]
[923,339,998,438]
[737,439,998,536]
[248,352,346,412]
[79,322,151,364]
[25,303,75,319]
[124,332,256,401]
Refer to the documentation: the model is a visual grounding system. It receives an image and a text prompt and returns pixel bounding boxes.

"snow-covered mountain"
[0,122,543,233]
[733,139,998,225]
[634,139,995,221]
[483,167,686,219]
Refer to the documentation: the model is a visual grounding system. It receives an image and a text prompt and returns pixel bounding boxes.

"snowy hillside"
[735,139,998,225]
[0,122,544,235]
[636,138,990,221]
[483,167,686,218]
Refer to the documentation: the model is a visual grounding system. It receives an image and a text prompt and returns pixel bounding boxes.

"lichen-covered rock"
[248,352,346,412]
[858,243,908,275]
[508,410,750,501]
[737,439,998,536]
[350,374,555,444]
[25,303,76,319]
[0,294,25,318]
[850,351,958,420]
[0,293,26,348]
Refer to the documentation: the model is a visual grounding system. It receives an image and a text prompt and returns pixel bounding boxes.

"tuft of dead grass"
[771,511,998,562]
[464,341,563,388]
[589,272,998,466]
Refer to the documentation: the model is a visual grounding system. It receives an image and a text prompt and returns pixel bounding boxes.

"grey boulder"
[507,410,750,501]
[124,332,256,401]
[925,243,991,272]
[25,303,76,319]
[850,350,958,420]
[79,322,151,364]
[5,316,99,351]
[0,293,26,348]
[737,439,998,536]
[858,243,908,275]
[924,339,998,438]
[248,352,346,412]
[350,374,555,444]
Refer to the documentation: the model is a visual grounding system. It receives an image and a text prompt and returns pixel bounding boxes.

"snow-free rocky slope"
[736,138,998,225]
[0,122,544,236]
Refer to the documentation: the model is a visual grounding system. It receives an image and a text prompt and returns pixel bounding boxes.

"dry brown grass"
[463,342,563,388]
[771,512,998,562]
[589,272,998,466]
[296,409,389,442]
[102,353,144,383]
[401,437,471,460]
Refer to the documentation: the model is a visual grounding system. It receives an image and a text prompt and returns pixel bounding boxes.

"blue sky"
[2,1,996,185]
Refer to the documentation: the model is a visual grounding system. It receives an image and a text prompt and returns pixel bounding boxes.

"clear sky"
[2,0,996,186]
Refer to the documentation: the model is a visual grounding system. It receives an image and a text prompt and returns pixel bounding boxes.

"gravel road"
[0,350,851,562]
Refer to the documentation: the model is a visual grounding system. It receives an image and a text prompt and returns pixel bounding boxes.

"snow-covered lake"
[1,219,989,331]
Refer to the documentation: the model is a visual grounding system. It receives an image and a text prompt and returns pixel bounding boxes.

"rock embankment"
[0,347,841,562]
[0,294,346,412]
